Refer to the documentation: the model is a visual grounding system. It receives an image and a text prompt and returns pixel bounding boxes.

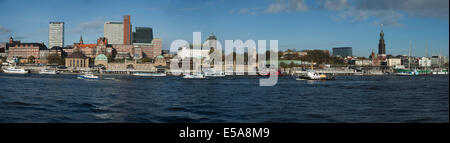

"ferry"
[133,72,167,77]
[394,69,419,76]
[296,71,335,80]
[183,73,205,79]
[38,69,59,75]
[2,67,29,74]
[77,74,99,79]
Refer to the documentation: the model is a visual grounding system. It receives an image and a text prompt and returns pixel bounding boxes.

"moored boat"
[2,67,29,74]
[183,73,205,79]
[133,72,166,77]
[38,69,59,75]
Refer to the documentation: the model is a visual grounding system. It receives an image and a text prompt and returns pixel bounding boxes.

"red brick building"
[65,36,113,58]
[7,37,47,59]
[123,15,132,45]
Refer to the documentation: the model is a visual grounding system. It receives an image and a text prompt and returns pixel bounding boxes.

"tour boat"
[77,74,99,79]
[38,69,59,75]
[183,73,205,79]
[2,67,29,74]
[133,72,167,77]
[203,70,225,77]
[296,71,334,80]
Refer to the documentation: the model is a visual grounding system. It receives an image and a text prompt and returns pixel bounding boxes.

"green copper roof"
[95,54,108,61]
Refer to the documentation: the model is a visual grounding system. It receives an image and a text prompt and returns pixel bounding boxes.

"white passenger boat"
[2,67,28,74]
[133,72,166,77]
[183,73,205,79]
[77,74,99,79]
[38,69,59,75]
[204,71,225,77]
[203,68,225,77]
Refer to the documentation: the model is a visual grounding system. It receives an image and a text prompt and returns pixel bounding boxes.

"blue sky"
[0,0,448,57]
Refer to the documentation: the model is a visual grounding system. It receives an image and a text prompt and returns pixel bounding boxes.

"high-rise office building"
[123,15,132,45]
[332,47,352,57]
[49,22,64,48]
[104,22,124,44]
[132,27,153,43]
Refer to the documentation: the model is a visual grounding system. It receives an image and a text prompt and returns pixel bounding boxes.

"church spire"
[378,24,386,56]
[79,34,84,44]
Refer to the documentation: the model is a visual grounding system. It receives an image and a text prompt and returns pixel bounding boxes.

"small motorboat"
[77,74,99,79]
[183,73,205,79]
[38,69,59,75]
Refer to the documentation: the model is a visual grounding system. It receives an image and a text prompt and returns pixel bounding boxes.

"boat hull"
[77,74,99,79]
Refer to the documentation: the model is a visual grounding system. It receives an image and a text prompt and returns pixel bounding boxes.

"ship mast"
[409,41,412,70]
[425,41,429,70]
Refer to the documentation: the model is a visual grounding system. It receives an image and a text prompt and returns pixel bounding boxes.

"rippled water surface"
[0,74,448,123]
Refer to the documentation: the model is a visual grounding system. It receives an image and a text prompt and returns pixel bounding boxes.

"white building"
[431,55,449,68]
[49,22,64,48]
[418,57,431,68]
[176,45,210,60]
[387,58,402,67]
[355,59,372,66]
[104,22,124,45]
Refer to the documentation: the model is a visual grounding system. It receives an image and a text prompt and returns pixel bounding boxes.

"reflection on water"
[0,74,448,123]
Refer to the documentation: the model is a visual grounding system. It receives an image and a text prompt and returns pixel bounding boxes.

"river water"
[0,74,448,123]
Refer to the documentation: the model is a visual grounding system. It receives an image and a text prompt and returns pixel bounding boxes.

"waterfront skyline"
[0,0,448,57]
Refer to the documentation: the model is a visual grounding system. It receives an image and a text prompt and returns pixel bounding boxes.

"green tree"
[27,56,36,64]
[140,57,152,63]
[288,62,295,68]
[0,56,6,63]
[47,53,64,65]
[280,62,287,70]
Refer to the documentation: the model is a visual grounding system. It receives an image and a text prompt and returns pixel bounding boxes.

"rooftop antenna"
[426,40,429,58]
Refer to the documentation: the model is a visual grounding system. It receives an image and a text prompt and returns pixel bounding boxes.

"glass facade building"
[332,47,352,57]
[132,27,153,43]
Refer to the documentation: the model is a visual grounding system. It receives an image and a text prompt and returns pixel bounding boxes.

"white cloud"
[265,0,308,13]
[261,0,448,26]
[239,8,259,15]
[69,20,104,34]
[265,0,288,13]
[0,25,11,35]
[317,0,349,11]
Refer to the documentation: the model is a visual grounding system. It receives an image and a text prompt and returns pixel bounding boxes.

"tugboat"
[296,71,335,80]
[296,62,334,80]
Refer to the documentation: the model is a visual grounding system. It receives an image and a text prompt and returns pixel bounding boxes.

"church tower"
[378,24,386,56]
[79,35,84,44]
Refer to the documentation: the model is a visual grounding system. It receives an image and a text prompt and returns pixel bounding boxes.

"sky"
[0,0,449,57]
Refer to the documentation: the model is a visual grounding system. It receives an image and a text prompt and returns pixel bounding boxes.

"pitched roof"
[9,43,48,50]
[67,51,87,59]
